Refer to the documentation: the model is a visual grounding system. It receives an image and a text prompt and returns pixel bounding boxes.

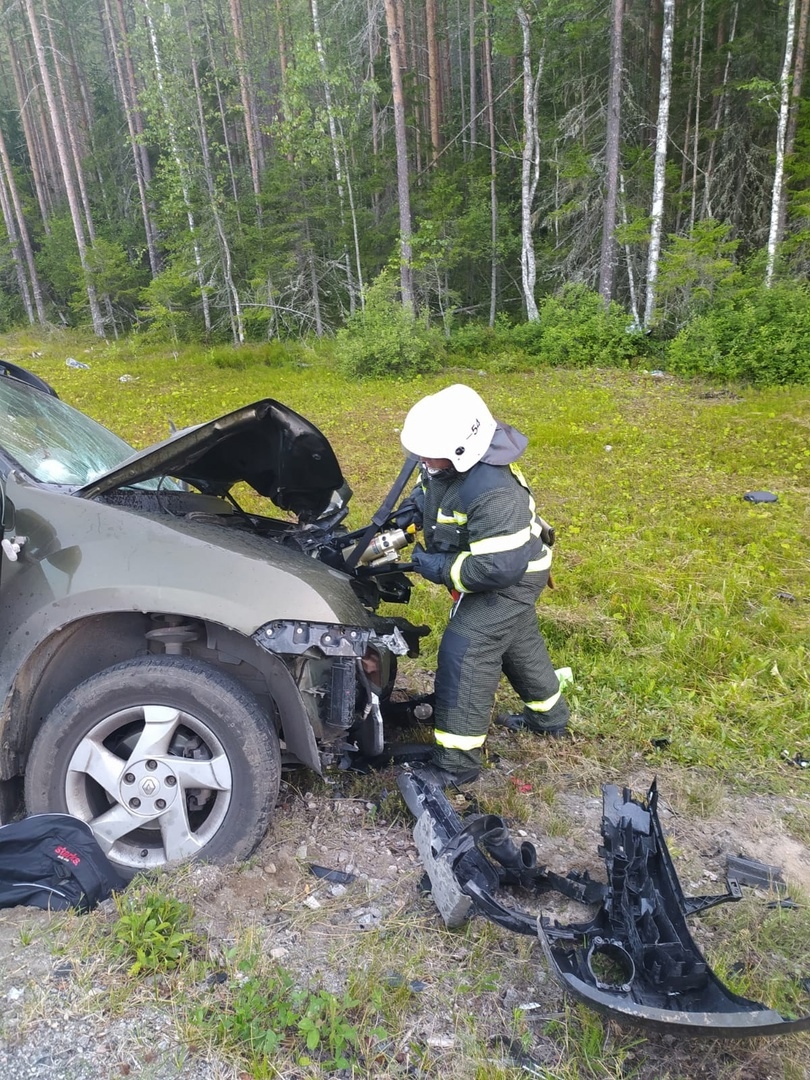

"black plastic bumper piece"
[398,770,810,1038]
[539,782,810,1036]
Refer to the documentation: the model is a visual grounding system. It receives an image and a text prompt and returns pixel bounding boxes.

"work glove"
[387,495,423,532]
[410,543,449,585]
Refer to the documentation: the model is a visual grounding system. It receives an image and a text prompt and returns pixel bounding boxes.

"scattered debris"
[727,854,788,893]
[65,357,90,369]
[781,750,809,769]
[399,771,810,1037]
[353,906,382,930]
[118,374,138,383]
[309,863,356,885]
[743,491,777,503]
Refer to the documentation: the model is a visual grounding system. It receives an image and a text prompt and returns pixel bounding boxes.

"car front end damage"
[398,771,810,1038]
[253,615,423,761]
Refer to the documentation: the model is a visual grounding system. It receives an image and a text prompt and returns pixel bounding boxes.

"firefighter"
[398,384,569,786]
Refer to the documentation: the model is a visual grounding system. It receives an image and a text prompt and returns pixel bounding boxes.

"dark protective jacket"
[417,422,552,602]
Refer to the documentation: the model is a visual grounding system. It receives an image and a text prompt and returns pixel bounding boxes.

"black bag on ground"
[0,814,126,913]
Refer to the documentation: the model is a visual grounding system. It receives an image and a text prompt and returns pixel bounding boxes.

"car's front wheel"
[24,656,281,879]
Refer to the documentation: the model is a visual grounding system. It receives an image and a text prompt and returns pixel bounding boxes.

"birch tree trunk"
[643,0,675,330]
[182,0,243,343]
[21,0,105,336]
[598,0,624,303]
[765,0,798,286]
[517,6,541,322]
[199,1,242,218]
[384,0,414,308]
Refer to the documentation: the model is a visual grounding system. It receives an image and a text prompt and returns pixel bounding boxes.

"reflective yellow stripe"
[509,464,545,537]
[437,509,467,525]
[435,729,487,750]
[525,690,562,713]
[469,526,531,555]
[450,551,472,592]
[509,463,529,487]
[526,548,553,572]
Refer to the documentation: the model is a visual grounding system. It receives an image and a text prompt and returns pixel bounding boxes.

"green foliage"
[667,282,810,385]
[110,889,195,976]
[84,238,149,329]
[446,290,649,371]
[206,342,295,370]
[335,270,446,378]
[657,220,741,330]
[137,265,201,345]
[36,215,83,317]
[205,960,364,1071]
[509,285,647,368]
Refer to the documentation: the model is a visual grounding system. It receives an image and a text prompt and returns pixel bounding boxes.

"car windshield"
[0,377,178,489]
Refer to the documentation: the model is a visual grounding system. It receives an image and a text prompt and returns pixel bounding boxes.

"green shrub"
[137,265,201,345]
[509,284,645,368]
[206,341,295,370]
[335,271,445,378]
[667,283,810,385]
[447,314,512,359]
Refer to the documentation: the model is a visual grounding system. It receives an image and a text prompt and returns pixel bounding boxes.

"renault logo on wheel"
[141,777,158,796]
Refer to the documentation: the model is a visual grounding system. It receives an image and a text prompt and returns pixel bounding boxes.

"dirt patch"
[1,762,809,1079]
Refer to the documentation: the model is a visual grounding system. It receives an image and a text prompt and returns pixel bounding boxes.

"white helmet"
[400,384,497,473]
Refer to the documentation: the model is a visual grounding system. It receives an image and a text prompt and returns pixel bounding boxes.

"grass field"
[1,329,809,1078]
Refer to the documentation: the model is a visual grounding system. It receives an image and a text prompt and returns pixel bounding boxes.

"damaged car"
[0,361,423,877]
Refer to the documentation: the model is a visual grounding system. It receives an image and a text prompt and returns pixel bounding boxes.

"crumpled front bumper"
[398,771,810,1038]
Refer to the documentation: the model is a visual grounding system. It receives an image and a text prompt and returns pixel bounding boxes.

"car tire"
[24,655,281,879]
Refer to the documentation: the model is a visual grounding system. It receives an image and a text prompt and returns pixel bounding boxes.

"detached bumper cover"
[398,772,810,1038]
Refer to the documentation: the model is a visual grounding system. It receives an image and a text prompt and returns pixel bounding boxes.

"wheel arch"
[1,611,321,786]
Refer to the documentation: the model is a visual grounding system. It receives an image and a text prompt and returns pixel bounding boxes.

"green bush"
[509,284,646,368]
[206,341,295,370]
[667,283,810,385]
[335,271,445,379]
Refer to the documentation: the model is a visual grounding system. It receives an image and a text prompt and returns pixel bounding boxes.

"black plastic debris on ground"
[398,770,810,1038]
[743,491,778,503]
[726,854,787,893]
[309,863,356,885]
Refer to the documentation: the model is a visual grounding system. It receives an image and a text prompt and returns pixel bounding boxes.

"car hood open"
[74,399,346,521]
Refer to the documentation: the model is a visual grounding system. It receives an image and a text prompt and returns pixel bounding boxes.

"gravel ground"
[2,767,810,1080]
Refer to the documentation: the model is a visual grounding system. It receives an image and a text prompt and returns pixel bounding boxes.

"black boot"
[495,712,567,736]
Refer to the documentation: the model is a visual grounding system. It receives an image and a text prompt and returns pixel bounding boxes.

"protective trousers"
[432,570,569,772]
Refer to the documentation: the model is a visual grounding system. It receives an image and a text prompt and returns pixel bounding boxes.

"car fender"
[0,481,369,700]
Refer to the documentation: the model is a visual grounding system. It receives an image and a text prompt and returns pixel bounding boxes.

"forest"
[1,0,810,383]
